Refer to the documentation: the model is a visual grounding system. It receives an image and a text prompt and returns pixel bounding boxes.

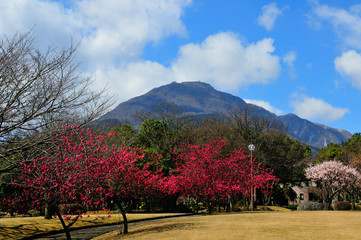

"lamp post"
[248,144,255,211]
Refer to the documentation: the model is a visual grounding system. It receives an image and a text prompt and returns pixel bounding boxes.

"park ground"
[0,212,183,239]
[2,209,361,240]
[94,209,361,240]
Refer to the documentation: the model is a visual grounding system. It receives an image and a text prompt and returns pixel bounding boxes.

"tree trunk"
[351,194,355,210]
[44,203,53,219]
[207,203,214,214]
[226,197,232,212]
[322,185,327,210]
[195,198,199,214]
[117,203,128,234]
[44,194,54,219]
[56,211,72,240]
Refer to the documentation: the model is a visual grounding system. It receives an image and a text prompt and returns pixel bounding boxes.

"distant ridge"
[99,81,352,150]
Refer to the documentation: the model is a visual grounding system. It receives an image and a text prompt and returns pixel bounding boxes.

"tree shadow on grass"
[0,223,46,239]
[124,222,197,237]
[0,216,113,239]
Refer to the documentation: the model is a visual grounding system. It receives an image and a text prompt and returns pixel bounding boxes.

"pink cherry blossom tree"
[305,161,361,209]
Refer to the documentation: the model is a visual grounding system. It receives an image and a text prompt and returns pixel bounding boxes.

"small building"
[287,181,319,205]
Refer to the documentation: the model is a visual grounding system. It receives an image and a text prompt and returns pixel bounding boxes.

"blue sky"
[1,0,361,134]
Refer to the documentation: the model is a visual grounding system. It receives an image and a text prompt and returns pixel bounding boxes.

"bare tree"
[0,31,113,173]
[151,102,194,131]
[228,104,284,146]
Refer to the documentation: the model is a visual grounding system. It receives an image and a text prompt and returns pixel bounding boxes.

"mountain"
[278,114,351,150]
[99,81,352,150]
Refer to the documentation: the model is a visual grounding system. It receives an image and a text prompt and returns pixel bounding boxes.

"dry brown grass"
[0,213,181,239]
[95,211,361,240]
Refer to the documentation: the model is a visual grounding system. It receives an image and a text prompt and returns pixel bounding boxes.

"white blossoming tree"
[305,161,361,209]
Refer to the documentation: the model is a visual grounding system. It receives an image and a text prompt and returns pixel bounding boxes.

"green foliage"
[137,119,178,174]
[316,133,361,165]
[342,133,361,153]
[271,184,298,206]
[286,204,298,210]
[138,118,176,151]
[282,185,298,202]
[271,186,289,206]
[316,143,342,163]
[109,124,137,148]
[333,201,352,211]
[257,132,311,182]
[134,107,313,184]
[229,108,312,182]
[28,209,41,217]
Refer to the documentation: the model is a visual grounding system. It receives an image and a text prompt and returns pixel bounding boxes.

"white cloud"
[311,3,361,49]
[283,51,297,79]
[100,32,281,103]
[257,3,287,31]
[290,94,349,122]
[0,1,282,104]
[0,0,190,53]
[283,51,296,66]
[172,32,281,93]
[76,0,190,67]
[0,0,81,49]
[334,50,361,89]
[95,61,174,101]
[0,0,192,103]
[0,0,190,64]
[244,99,283,115]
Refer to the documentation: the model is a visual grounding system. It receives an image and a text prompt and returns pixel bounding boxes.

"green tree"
[137,119,176,173]
[342,133,361,152]
[109,124,137,148]
[315,133,361,165]
[340,133,361,163]
[138,119,175,150]
[249,131,311,183]
[316,143,342,163]
[228,106,311,183]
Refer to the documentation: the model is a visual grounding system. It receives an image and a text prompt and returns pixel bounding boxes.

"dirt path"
[28,214,194,240]
[35,224,120,239]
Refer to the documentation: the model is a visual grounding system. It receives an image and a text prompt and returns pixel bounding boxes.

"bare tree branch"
[0,31,114,173]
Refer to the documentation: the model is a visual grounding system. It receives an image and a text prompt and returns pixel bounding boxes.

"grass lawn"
[0,212,183,240]
[95,210,361,240]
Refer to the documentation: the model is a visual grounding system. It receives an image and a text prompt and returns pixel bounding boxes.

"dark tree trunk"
[44,203,53,219]
[56,211,72,240]
[117,203,128,234]
[207,203,214,214]
[195,198,199,214]
[351,194,355,210]
[226,197,233,212]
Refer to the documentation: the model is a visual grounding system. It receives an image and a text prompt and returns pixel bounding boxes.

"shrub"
[297,201,324,211]
[286,204,298,211]
[355,204,361,210]
[333,201,351,211]
[28,209,41,217]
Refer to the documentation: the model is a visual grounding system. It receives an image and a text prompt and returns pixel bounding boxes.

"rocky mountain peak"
[99,81,351,150]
